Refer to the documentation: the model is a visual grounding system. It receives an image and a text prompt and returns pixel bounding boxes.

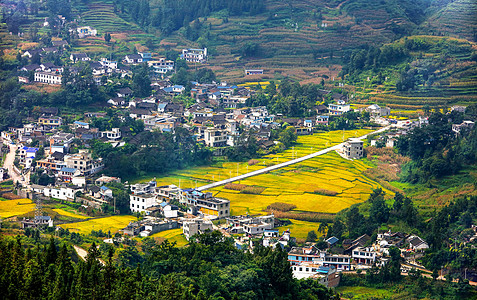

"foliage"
[396,111,477,183]
[0,232,339,299]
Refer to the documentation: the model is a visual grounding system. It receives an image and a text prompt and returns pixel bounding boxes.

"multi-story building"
[328,103,350,115]
[34,71,62,85]
[204,128,227,147]
[180,48,207,63]
[101,128,121,140]
[351,247,376,265]
[183,189,230,218]
[38,116,62,129]
[64,149,103,176]
[322,254,352,271]
[343,138,364,159]
[130,193,157,213]
[183,218,213,240]
[148,58,174,74]
[288,246,325,266]
[18,146,38,168]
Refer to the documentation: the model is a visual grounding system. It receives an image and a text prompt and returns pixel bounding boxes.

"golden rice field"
[142,129,390,236]
[60,215,136,234]
[0,198,36,218]
[52,208,91,220]
[149,228,188,247]
[275,220,323,240]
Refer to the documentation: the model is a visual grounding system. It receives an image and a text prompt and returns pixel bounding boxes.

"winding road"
[196,126,391,191]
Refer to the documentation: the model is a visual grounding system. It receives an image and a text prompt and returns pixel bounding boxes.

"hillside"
[420,0,477,42]
[50,0,463,83]
[340,35,477,109]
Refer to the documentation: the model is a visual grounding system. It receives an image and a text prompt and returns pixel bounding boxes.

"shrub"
[267,202,297,212]
[224,183,247,191]
[314,189,338,196]
[241,186,266,194]
[248,159,260,166]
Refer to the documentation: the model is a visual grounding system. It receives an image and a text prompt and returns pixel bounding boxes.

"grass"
[336,286,395,299]
[149,228,188,247]
[0,198,36,218]
[60,215,136,234]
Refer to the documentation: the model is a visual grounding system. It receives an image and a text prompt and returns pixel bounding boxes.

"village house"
[34,71,62,85]
[343,138,364,159]
[316,115,329,126]
[366,104,390,118]
[38,115,62,129]
[452,120,474,134]
[351,247,376,265]
[328,102,350,115]
[123,54,143,65]
[18,146,39,168]
[70,53,90,63]
[291,264,340,288]
[182,218,213,240]
[76,26,97,38]
[123,217,178,237]
[183,189,230,218]
[226,214,275,234]
[148,58,174,74]
[407,235,429,251]
[180,48,207,63]
[245,69,264,76]
[43,184,83,201]
[117,87,133,98]
[130,193,157,213]
[101,128,121,140]
[64,149,103,176]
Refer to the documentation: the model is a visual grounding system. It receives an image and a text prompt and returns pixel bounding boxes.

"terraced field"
[80,1,140,33]
[421,0,477,42]
[60,215,136,234]
[137,129,389,238]
[0,198,35,218]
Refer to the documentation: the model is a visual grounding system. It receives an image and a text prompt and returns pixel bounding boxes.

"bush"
[267,202,297,212]
[314,189,338,196]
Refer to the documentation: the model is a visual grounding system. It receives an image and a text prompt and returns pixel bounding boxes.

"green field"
[336,286,395,299]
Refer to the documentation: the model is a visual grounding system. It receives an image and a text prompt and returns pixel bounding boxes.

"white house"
[180,48,207,63]
[328,103,350,115]
[76,26,97,38]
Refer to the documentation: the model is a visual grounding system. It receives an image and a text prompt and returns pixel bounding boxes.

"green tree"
[132,63,152,97]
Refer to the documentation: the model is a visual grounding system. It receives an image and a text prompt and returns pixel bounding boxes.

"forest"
[117,0,266,35]
[0,231,338,300]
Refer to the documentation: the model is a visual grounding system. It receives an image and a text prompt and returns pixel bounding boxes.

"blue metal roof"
[74,121,88,126]
[326,236,339,244]
[100,186,110,191]
[60,167,77,173]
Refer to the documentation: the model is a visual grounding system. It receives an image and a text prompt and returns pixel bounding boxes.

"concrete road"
[197,126,391,191]
[2,143,30,186]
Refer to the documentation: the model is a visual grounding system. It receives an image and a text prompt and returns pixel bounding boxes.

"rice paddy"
[52,208,91,220]
[140,129,389,236]
[149,228,188,247]
[0,198,36,218]
[60,215,136,234]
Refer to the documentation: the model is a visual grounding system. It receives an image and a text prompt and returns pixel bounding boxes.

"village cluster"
[1,25,475,288]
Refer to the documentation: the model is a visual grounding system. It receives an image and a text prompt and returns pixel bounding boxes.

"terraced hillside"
[421,0,477,42]
[346,36,477,109]
[79,1,140,33]
[154,0,430,82]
